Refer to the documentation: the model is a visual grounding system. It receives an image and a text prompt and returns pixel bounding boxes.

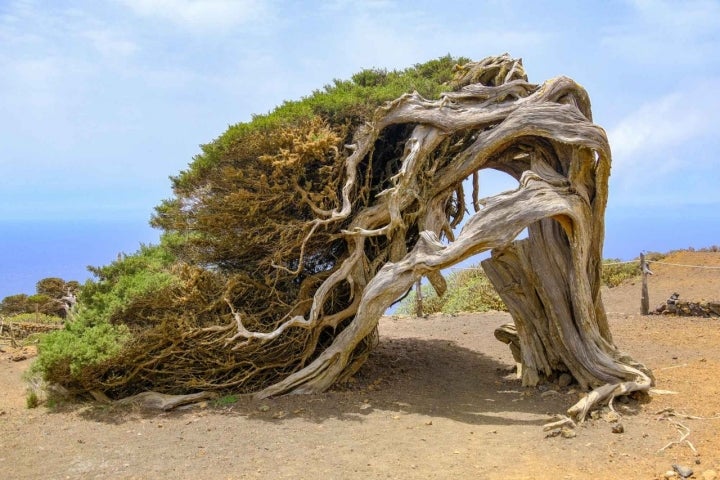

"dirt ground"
[1,250,719,480]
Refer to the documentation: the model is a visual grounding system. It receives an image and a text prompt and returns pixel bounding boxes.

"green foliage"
[399,255,665,314]
[442,269,507,313]
[30,317,130,382]
[27,293,52,307]
[1,277,79,317]
[26,390,39,409]
[398,257,665,316]
[213,394,239,406]
[600,252,670,288]
[36,277,68,298]
[30,242,176,386]
[21,333,46,346]
[152,55,469,272]
[0,293,30,315]
[600,259,640,288]
[80,242,177,322]
[397,267,507,315]
[249,54,468,131]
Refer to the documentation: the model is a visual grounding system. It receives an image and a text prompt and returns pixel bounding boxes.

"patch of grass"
[45,396,58,410]
[685,245,719,252]
[213,394,239,407]
[600,253,669,288]
[4,313,63,324]
[22,332,47,346]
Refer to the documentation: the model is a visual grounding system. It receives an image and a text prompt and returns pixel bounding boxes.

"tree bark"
[239,55,653,419]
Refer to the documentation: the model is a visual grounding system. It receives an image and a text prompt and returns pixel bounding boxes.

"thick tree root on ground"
[106,391,217,411]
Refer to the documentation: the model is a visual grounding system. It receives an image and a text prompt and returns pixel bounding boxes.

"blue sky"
[1,0,719,297]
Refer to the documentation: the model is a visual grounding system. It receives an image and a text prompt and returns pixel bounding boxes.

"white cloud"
[327,5,549,78]
[81,30,138,58]
[117,0,272,31]
[5,57,62,108]
[602,0,720,65]
[607,78,720,206]
[608,79,720,161]
[629,0,720,32]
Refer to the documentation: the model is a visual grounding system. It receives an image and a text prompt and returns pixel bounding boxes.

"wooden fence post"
[415,279,423,317]
[640,252,649,315]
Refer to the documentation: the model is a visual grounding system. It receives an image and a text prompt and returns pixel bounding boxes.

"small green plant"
[21,333,46,346]
[45,396,58,410]
[213,394,239,407]
[26,390,39,409]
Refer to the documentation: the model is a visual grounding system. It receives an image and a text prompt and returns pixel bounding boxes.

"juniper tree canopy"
[57,55,652,420]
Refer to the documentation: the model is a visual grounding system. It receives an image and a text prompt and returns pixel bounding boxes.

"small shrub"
[601,259,639,288]
[26,390,39,409]
[644,251,666,262]
[442,269,506,313]
[21,333,46,346]
[29,242,177,390]
[397,266,506,315]
[45,396,58,410]
[30,315,130,383]
[600,254,668,288]
[396,285,445,315]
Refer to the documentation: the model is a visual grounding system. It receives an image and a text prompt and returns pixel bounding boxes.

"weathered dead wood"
[114,391,218,411]
[641,252,650,315]
[230,55,653,421]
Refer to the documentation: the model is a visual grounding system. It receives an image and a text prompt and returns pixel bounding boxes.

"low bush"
[397,255,666,315]
[214,394,239,407]
[26,390,39,409]
[30,241,177,387]
[29,315,130,383]
[397,266,506,315]
[600,259,639,288]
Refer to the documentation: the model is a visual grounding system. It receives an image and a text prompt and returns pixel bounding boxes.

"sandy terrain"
[1,250,719,479]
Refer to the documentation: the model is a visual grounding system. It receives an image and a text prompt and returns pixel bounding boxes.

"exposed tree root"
[655,408,720,454]
[115,391,218,411]
[567,372,653,421]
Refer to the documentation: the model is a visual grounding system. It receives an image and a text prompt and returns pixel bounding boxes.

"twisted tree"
[53,55,652,420]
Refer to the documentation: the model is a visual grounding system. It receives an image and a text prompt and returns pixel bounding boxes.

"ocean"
[0,219,160,299]
[1,205,717,300]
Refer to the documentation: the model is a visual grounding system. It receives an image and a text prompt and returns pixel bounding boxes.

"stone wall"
[0,321,63,341]
[653,300,720,318]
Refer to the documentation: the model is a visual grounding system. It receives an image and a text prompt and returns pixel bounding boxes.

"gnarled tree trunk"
[248,55,653,420]
[85,55,651,422]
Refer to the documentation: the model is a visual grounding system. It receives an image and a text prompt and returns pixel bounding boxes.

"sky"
[1,0,719,298]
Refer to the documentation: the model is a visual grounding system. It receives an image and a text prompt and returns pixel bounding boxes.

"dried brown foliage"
[60,55,651,421]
